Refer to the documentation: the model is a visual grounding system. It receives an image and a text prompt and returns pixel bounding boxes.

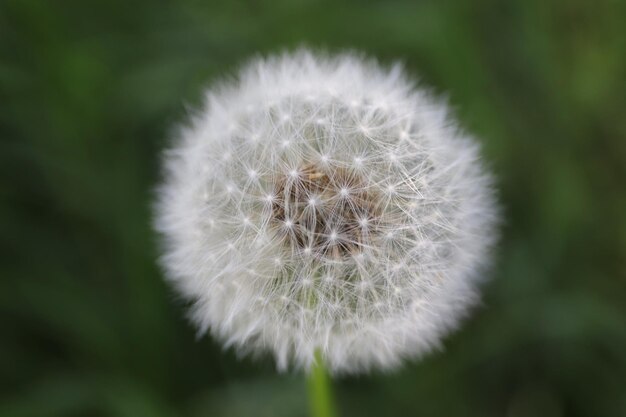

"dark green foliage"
[1,0,625,416]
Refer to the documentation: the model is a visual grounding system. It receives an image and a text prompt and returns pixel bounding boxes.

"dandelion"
[154,50,498,378]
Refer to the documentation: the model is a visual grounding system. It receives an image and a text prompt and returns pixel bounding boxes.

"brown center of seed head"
[271,163,382,259]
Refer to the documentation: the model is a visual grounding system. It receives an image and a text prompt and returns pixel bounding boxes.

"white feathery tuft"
[154,49,498,375]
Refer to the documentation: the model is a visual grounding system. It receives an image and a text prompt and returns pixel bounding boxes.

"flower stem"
[307,350,337,417]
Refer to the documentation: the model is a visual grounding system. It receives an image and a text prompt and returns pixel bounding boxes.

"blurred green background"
[2,0,626,416]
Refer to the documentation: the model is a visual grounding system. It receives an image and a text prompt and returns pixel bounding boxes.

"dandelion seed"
[154,49,498,375]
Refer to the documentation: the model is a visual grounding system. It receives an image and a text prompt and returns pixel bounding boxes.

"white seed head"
[154,49,498,375]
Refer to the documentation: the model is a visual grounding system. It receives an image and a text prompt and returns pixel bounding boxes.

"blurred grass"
[1,0,626,416]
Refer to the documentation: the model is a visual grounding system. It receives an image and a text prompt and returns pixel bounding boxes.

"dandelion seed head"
[155,49,498,375]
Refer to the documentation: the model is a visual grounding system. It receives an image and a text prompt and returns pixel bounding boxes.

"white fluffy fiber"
[155,49,498,375]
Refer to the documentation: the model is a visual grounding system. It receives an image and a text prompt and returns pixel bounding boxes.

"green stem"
[307,350,338,417]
